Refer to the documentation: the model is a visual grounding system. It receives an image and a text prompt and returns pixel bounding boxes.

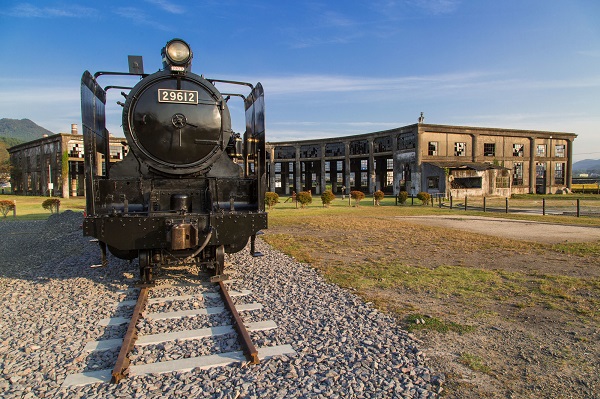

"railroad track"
[62,274,294,387]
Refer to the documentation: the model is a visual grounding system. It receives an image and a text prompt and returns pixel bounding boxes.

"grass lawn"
[0,195,86,220]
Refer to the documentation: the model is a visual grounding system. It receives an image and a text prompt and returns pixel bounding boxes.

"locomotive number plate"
[158,89,198,104]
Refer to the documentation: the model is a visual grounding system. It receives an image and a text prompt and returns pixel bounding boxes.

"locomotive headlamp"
[162,39,193,71]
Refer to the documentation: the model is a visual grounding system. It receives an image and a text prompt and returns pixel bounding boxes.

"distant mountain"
[573,159,600,173]
[0,118,54,142]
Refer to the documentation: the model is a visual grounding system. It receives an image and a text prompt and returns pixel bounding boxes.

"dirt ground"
[395,216,600,398]
[266,215,600,399]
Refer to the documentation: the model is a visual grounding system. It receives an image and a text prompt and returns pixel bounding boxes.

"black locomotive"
[81,39,267,283]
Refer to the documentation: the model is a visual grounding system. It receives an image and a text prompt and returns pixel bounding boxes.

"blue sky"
[0,0,599,161]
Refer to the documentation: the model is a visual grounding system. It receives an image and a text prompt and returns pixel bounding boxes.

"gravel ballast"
[0,211,440,398]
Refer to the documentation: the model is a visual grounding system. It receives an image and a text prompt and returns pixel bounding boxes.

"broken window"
[555,163,565,184]
[536,145,546,157]
[427,176,439,189]
[454,142,466,156]
[428,142,438,156]
[513,143,524,157]
[484,143,495,157]
[513,163,523,185]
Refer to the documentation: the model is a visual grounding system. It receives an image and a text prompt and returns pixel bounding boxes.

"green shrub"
[296,191,312,208]
[42,198,61,214]
[398,191,409,204]
[265,192,279,210]
[373,190,384,206]
[0,200,15,218]
[416,191,431,206]
[320,190,336,207]
[350,190,365,206]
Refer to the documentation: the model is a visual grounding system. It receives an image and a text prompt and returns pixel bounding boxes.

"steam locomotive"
[81,39,267,283]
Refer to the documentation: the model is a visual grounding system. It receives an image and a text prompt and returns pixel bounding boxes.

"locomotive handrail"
[207,79,254,90]
[94,71,149,79]
[104,85,134,92]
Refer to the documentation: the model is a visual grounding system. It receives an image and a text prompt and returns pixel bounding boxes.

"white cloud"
[3,3,97,18]
[144,0,185,14]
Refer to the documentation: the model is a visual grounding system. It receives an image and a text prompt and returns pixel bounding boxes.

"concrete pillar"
[295,146,301,193]
[344,142,351,192]
[268,146,275,192]
[471,133,479,162]
[566,138,573,189]
[368,139,375,193]
[320,144,326,194]
[529,137,536,194]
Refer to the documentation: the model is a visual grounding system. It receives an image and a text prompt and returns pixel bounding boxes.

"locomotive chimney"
[71,124,78,134]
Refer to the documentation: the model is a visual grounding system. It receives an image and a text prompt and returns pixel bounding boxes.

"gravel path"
[0,211,440,398]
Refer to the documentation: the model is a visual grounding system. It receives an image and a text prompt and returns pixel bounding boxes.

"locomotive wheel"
[215,245,225,276]
[138,250,154,285]
[209,245,227,282]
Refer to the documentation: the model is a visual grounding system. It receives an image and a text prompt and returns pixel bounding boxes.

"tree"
[350,190,365,206]
[264,192,279,210]
[320,190,335,207]
[0,200,15,218]
[416,192,431,206]
[397,191,409,205]
[373,190,385,206]
[296,191,312,208]
[42,198,60,214]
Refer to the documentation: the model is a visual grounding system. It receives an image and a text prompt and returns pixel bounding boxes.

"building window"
[386,158,393,169]
[454,142,466,156]
[274,163,282,173]
[274,174,281,188]
[275,146,295,159]
[397,133,416,150]
[386,171,394,187]
[428,142,438,156]
[336,160,343,170]
[325,173,331,183]
[427,176,439,189]
[374,136,392,153]
[555,163,565,184]
[350,140,369,155]
[536,145,546,157]
[513,144,524,157]
[325,142,345,157]
[555,145,565,158]
[536,163,546,178]
[361,172,368,187]
[300,145,321,158]
[325,162,330,172]
[360,159,368,171]
[484,143,495,157]
[513,163,523,185]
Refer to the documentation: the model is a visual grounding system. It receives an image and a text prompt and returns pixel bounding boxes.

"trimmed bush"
[42,198,61,214]
[416,191,431,206]
[320,190,336,207]
[0,200,15,218]
[265,192,279,210]
[350,190,365,206]
[373,190,385,206]
[398,191,409,204]
[296,191,312,208]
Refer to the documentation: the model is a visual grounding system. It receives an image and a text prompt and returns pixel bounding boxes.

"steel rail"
[218,281,259,364]
[111,287,149,383]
